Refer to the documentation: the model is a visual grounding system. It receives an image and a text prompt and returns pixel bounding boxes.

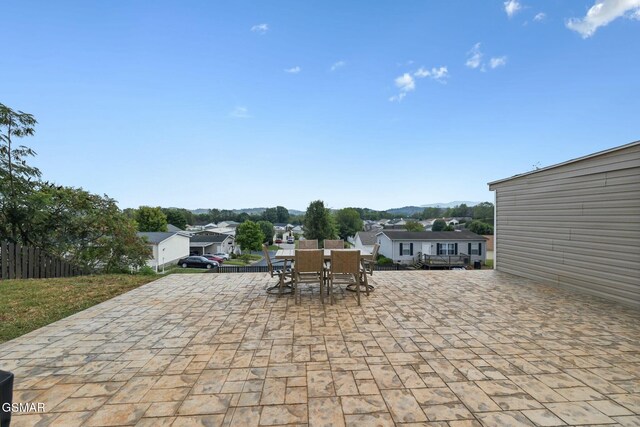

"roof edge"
[487,139,640,187]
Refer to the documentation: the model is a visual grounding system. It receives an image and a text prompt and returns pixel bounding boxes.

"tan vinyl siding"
[489,142,640,308]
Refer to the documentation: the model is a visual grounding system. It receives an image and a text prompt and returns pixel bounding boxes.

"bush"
[240,253,252,264]
[138,265,156,276]
[377,255,393,265]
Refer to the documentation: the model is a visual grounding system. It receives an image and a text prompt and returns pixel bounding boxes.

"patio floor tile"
[0,270,638,426]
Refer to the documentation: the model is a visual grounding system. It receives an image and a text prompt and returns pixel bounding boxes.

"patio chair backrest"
[324,240,344,249]
[298,239,318,249]
[371,243,380,259]
[330,250,360,274]
[294,249,324,273]
[262,244,275,273]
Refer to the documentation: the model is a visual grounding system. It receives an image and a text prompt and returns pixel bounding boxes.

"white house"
[189,233,235,255]
[354,231,378,253]
[137,232,190,271]
[376,230,487,265]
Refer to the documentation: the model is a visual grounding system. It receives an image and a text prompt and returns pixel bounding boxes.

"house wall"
[377,234,394,261]
[158,234,190,267]
[147,234,190,268]
[489,142,640,308]
[377,235,486,264]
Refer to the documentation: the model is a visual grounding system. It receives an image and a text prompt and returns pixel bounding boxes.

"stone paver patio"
[1,270,639,426]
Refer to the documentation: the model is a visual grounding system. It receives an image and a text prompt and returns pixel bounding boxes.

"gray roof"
[190,234,230,244]
[488,140,640,186]
[167,224,183,232]
[137,232,180,244]
[355,231,378,246]
[378,230,486,241]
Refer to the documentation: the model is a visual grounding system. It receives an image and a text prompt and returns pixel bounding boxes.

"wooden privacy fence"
[0,241,89,280]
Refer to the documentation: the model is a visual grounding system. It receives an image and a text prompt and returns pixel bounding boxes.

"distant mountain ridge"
[187,201,479,218]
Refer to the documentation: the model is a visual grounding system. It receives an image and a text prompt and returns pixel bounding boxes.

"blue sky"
[2,0,639,211]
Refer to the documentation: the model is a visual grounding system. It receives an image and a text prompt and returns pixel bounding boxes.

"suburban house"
[489,140,640,308]
[376,230,487,266]
[353,231,378,252]
[137,231,190,271]
[189,233,235,255]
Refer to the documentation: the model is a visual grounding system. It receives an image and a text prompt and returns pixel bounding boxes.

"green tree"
[0,103,40,243]
[421,207,443,219]
[472,202,494,224]
[235,220,265,253]
[25,184,150,272]
[257,220,275,244]
[467,220,494,235]
[162,208,188,230]
[262,207,277,223]
[276,206,289,223]
[432,219,447,231]
[404,220,424,232]
[135,206,168,232]
[303,200,337,243]
[334,208,363,240]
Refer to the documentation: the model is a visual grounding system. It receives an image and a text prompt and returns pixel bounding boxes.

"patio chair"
[298,239,318,249]
[347,243,380,295]
[263,244,293,294]
[293,249,326,304]
[324,239,344,249]
[328,249,365,305]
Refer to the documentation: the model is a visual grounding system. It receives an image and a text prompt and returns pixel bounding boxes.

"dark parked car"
[202,254,225,264]
[177,256,219,269]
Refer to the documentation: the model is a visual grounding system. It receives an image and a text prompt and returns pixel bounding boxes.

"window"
[437,243,457,255]
[399,242,413,256]
[470,243,479,255]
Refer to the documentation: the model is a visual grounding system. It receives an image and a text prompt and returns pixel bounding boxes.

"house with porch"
[189,233,235,255]
[376,230,487,267]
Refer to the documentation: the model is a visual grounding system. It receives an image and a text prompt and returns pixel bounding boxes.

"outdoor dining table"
[271,248,374,294]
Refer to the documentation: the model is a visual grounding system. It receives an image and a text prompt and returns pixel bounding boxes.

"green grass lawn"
[225,254,263,266]
[0,274,158,343]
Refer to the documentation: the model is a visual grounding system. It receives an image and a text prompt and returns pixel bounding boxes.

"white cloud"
[465,43,483,69]
[489,56,508,69]
[250,23,269,34]
[230,106,251,119]
[566,0,640,38]
[330,60,346,71]
[284,66,301,74]
[389,93,407,102]
[414,66,449,83]
[389,66,448,102]
[395,73,416,92]
[504,0,522,17]
[466,43,507,71]
[534,12,546,21]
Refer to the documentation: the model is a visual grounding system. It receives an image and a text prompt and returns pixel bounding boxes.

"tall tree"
[472,202,494,224]
[275,206,289,223]
[0,103,40,243]
[162,208,188,230]
[257,220,275,244]
[135,206,168,232]
[262,207,277,223]
[303,200,336,243]
[235,220,265,252]
[334,208,363,240]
